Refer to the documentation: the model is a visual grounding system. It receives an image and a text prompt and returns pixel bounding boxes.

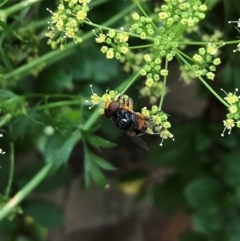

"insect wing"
[126,132,149,151]
[130,112,148,133]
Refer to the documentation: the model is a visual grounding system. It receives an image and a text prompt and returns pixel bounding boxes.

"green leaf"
[84,132,117,148]
[184,176,222,211]
[192,212,225,238]
[24,199,63,229]
[92,153,116,170]
[41,133,65,162]
[0,89,16,98]
[90,161,108,188]
[53,130,81,167]
[83,144,110,188]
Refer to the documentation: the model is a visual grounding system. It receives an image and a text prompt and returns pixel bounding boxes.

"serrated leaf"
[90,161,108,188]
[84,133,117,148]
[53,130,81,167]
[24,199,63,229]
[91,152,116,170]
[83,144,110,188]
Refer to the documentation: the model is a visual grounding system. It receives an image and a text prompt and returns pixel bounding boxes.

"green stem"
[24,93,78,99]
[223,40,240,45]
[177,48,194,62]
[175,49,229,108]
[119,71,141,95]
[3,0,41,16]
[129,44,154,49]
[0,161,53,220]
[85,21,153,41]
[158,58,168,110]
[4,142,14,198]
[20,17,50,32]
[177,40,240,45]
[2,3,135,82]
[37,99,83,111]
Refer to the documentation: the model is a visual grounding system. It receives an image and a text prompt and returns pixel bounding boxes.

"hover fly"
[104,95,153,151]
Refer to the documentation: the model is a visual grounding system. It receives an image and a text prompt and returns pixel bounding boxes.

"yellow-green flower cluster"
[46,0,92,49]
[141,105,174,146]
[221,88,240,136]
[130,13,155,39]
[140,55,162,87]
[85,85,118,114]
[157,0,207,28]
[130,12,178,60]
[96,29,129,60]
[191,45,222,80]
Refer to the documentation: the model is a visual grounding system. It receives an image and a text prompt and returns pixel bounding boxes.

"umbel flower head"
[46,0,92,49]
[221,88,240,137]
[141,106,174,146]
[86,86,174,146]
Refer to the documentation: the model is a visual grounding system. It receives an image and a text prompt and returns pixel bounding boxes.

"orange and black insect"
[104,95,150,151]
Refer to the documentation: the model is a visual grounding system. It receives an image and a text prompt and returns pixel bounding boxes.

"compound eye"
[105,101,120,117]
